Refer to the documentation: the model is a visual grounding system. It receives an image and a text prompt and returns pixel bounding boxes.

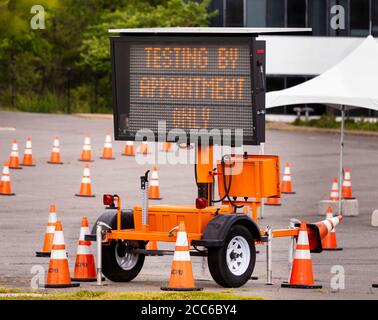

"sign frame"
[110,34,266,146]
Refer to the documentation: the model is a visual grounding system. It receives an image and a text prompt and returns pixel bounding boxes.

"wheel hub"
[226,236,250,276]
[115,241,139,271]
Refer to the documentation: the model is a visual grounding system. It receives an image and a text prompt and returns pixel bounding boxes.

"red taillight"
[256,49,265,54]
[195,197,208,210]
[103,194,114,206]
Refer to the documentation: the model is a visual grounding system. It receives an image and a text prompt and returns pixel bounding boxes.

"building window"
[224,0,244,27]
[350,0,370,36]
[308,0,327,36]
[266,0,285,27]
[287,0,306,27]
[373,0,378,36]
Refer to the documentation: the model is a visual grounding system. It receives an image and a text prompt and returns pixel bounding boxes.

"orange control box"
[217,155,280,199]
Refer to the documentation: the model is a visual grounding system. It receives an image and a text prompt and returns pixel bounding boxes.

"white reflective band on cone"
[53,231,65,245]
[323,220,333,231]
[48,213,57,223]
[51,249,67,260]
[294,249,311,260]
[11,151,18,157]
[283,175,291,181]
[84,137,91,144]
[104,143,112,148]
[26,141,32,148]
[284,167,291,174]
[77,245,91,255]
[297,230,309,245]
[176,231,188,246]
[150,180,159,186]
[24,149,32,155]
[151,171,159,179]
[1,176,10,182]
[330,217,341,228]
[82,177,91,184]
[83,145,91,150]
[12,144,18,151]
[53,140,60,147]
[343,181,351,186]
[79,226,90,241]
[83,168,90,176]
[52,147,60,153]
[46,226,55,233]
[105,136,112,142]
[3,167,10,174]
[126,141,133,146]
[173,251,190,261]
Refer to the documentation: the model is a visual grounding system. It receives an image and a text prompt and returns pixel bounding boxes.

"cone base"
[47,161,64,165]
[122,154,135,157]
[75,194,95,197]
[281,282,322,289]
[35,251,51,257]
[343,197,356,200]
[250,276,259,280]
[78,159,94,162]
[44,283,80,288]
[0,193,15,196]
[21,163,36,167]
[149,197,162,200]
[71,277,105,282]
[9,166,22,170]
[100,157,115,160]
[372,284,378,288]
[161,287,203,291]
[264,203,281,206]
[323,247,343,251]
[282,191,296,194]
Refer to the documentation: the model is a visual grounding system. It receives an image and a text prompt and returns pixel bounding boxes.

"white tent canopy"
[267,35,378,111]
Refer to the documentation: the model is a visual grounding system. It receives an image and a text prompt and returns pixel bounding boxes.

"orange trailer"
[88,27,324,288]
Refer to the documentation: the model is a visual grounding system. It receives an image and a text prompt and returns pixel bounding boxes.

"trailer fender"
[85,209,134,241]
[191,214,261,248]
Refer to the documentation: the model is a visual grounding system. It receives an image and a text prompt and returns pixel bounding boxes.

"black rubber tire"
[102,240,145,282]
[207,224,256,288]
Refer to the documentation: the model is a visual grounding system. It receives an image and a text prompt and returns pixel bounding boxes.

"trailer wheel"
[102,240,145,282]
[207,224,256,288]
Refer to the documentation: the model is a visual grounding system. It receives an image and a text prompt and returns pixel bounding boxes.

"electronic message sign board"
[111,33,266,145]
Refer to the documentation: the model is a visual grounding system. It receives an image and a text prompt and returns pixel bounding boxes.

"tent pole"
[338,105,345,215]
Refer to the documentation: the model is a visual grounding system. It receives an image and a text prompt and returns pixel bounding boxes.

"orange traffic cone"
[265,197,281,206]
[149,165,161,200]
[161,221,202,291]
[100,133,115,159]
[21,137,35,166]
[71,216,97,282]
[137,141,149,155]
[122,141,135,156]
[329,178,339,201]
[321,207,342,251]
[0,162,15,196]
[281,162,295,194]
[9,140,22,170]
[44,221,79,288]
[79,135,93,162]
[75,164,95,197]
[146,241,158,251]
[47,137,63,164]
[342,168,353,199]
[281,221,322,289]
[35,204,58,257]
[161,142,173,152]
[314,214,343,242]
